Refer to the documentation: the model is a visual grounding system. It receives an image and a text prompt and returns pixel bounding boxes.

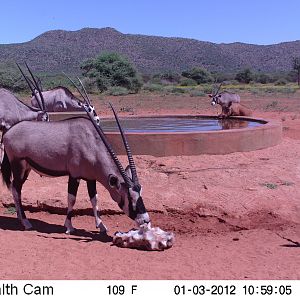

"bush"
[0,62,27,92]
[81,52,142,93]
[274,78,288,86]
[150,72,181,85]
[143,83,164,92]
[235,68,253,84]
[180,78,198,86]
[182,67,213,84]
[255,73,272,84]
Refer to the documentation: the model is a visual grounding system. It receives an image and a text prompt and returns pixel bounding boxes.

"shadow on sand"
[0,215,113,243]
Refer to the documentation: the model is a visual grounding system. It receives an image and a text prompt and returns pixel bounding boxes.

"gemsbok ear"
[125,165,133,180]
[108,174,120,189]
[208,94,212,97]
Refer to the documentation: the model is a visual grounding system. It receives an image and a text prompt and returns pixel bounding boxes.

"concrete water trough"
[48,113,282,156]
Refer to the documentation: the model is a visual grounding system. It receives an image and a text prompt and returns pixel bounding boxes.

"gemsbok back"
[1,78,150,234]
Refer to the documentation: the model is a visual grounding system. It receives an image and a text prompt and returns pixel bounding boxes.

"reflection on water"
[101,117,264,133]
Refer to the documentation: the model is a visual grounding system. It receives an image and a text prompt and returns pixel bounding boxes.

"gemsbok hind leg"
[87,180,107,233]
[64,176,80,234]
[11,161,32,230]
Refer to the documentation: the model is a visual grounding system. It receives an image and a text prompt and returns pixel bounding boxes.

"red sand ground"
[0,93,299,279]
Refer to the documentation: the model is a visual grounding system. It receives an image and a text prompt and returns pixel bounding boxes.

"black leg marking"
[68,176,80,196]
[87,180,97,199]
[67,211,74,220]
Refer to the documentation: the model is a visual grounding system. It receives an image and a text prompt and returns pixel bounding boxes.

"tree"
[235,68,253,84]
[292,57,300,86]
[182,67,213,84]
[81,52,142,93]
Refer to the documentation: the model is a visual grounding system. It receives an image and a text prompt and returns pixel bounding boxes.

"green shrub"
[180,78,197,86]
[235,68,253,84]
[274,78,288,86]
[143,83,164,92]
[81,52,142,93]
[182,67,213,84]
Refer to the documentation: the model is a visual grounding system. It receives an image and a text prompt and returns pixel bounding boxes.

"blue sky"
[0,0,299,45]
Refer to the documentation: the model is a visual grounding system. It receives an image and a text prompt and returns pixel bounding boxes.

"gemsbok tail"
[1,150,12,188]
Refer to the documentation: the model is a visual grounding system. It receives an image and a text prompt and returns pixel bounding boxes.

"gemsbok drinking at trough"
[1,75,150,234]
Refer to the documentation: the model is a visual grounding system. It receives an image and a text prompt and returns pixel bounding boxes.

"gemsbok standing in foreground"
[208,83,242,118]
[17,65,106,233]
[1,76,150,233]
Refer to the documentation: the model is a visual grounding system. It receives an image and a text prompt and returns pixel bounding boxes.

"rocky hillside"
[0,27,299,74]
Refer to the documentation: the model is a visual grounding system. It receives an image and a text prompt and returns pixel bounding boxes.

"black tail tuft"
[1,150,12,188]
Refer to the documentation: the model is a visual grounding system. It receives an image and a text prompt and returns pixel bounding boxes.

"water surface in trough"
[101,117,265,133]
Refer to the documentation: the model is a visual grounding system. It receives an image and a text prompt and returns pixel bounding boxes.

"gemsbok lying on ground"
[219,102,252,118]
[1,76,150,234]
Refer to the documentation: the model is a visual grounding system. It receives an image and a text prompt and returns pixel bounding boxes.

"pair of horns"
[65,75,139,187]
[16,62,46,111]
[211,78,223,96]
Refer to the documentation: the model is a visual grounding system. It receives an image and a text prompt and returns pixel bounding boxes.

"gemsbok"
[208,83,241,118]
[1,77,150,234]
[17,65,83,112]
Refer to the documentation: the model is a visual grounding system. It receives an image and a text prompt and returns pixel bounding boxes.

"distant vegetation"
[80,52,142,93]
[0,50,299,97]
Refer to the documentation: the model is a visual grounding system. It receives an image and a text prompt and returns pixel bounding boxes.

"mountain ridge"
[0,27,299,74]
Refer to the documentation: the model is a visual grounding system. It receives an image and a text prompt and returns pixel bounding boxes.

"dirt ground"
[0,92,300,279]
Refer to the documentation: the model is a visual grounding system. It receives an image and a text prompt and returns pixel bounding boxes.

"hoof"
[97,222,108,233]
[65,228,76,235]
[22,219,33,230]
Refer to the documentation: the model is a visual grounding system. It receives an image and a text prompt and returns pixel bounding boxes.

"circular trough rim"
[103,114,282,156]
[100,114,280,135]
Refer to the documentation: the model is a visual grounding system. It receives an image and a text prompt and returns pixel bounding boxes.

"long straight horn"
[16,63,35,94]
[215,82,223,95]
[77,76,91,106]
[63,72,86,104]
[109,103,139,185]
[16,63,44,110]
[24,62,46,111]
[84,108,132,187]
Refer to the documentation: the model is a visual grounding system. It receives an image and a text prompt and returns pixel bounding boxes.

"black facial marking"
[136,197,146,214]
[133,184,141,193]
[68,177,80,196]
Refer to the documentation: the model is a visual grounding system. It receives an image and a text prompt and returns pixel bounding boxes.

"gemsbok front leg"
[64,176,80,234]
[87,180,107,233]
